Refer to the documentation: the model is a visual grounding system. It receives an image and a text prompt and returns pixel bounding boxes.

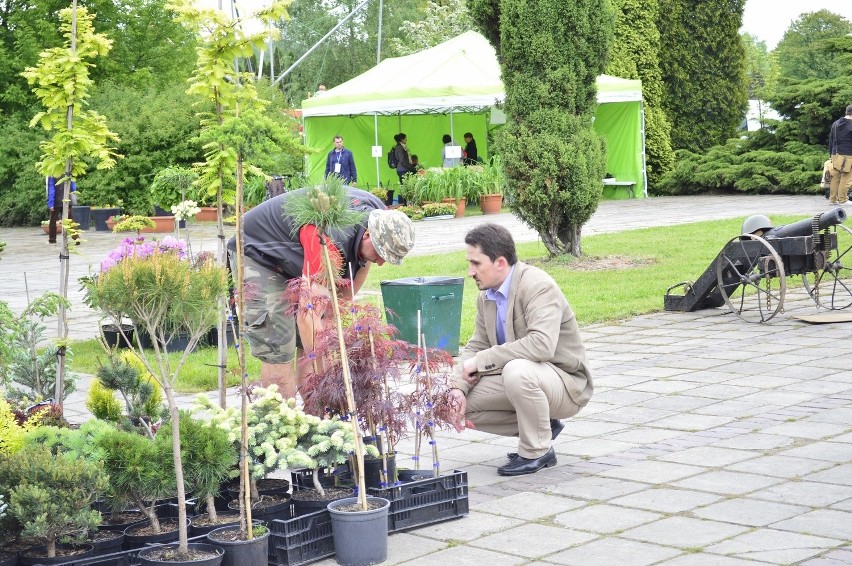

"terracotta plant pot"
[478,193,503,214]
[148,216,176,233]
[195,207,218,222]
[441,197,467,218]
[41,223,61,234]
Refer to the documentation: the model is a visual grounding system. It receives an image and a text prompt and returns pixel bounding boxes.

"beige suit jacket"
[453,262,593,407]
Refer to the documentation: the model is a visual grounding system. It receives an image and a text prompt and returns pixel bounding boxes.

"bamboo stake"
[234,152,253,539]
[412,310,423,470]
[420,332,439,478]
[321,237,367,509]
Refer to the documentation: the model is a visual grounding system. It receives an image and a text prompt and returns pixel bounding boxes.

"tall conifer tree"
[658,0,747,152]
[470,0,614,256]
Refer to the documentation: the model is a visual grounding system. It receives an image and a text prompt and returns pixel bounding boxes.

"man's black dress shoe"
[497,447,556,476]
[506,419,564,460]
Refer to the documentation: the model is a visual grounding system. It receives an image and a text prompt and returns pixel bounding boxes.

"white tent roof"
[301,31,642,117]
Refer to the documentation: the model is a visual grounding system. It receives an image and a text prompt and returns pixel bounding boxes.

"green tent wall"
[301,31,646,199]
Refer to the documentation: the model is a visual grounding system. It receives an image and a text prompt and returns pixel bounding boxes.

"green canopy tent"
[301,30,646,199]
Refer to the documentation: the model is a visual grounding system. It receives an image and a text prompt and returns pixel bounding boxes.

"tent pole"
[640,100,648,197]
[273,0,371,85]
[374,113,380,191]
[449,107,455,151]
[376,0,383,65]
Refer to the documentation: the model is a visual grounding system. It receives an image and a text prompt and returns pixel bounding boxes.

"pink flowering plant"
[99,236,187,273]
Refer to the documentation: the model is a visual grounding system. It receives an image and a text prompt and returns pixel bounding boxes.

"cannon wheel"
[716,234,786,323]
[802,223,852,310]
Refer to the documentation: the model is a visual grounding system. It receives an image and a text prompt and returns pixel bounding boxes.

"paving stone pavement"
[2,194,851,564]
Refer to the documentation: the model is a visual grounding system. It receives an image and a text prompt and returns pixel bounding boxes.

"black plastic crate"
[268,509,335,566]
[369,469,469,532]
[290,463,352,490]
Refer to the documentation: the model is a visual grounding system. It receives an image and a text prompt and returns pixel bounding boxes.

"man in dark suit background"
[324,135,357,186]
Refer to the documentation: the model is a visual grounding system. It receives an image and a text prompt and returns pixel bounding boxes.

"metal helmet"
[742,214,773,235]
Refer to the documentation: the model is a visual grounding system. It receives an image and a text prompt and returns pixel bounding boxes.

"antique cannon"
[664,208,852,322]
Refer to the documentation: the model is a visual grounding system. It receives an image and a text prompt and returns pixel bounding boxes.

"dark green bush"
[656,135,826,195]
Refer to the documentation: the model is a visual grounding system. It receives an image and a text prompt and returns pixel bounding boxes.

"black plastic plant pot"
[207,525,269,566]
[89,531,125,556]
[327,496,390,566]
[364,453,396,489]
[124,518,189,549]
[137,542,224,566]
[227,495,291,523]
[93,207,121,231]
[18,543,95,565]
[189,513,241,537]
[102,323,135,349]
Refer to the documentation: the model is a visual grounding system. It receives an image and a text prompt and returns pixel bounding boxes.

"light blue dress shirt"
[485,266,515,345]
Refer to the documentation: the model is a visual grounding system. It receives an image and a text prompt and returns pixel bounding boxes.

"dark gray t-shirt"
[227,186,386,280]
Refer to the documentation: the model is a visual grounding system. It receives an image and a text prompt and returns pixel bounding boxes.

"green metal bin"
[380,276,464,355]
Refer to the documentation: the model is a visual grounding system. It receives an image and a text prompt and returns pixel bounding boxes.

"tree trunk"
[55,0,79,408]
[540,223,582,257]
[164,387,189,554]
[234,153,253,540]
[206,494,218,522]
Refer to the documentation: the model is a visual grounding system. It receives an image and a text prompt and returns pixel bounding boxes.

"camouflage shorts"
[229,253,297,364]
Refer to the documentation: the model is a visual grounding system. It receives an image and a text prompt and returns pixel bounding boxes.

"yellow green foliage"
[86,379,123,422]
[0,398,42,455]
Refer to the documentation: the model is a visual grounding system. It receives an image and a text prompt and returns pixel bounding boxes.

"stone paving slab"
[705,529,843,564]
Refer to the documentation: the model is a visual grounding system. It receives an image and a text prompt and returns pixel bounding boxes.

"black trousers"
[48,206,74,243]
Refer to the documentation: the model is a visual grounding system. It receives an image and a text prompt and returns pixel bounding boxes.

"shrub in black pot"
[207,524,269,566]
[0,446,105,560]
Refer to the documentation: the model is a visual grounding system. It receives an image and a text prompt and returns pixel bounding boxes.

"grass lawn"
[70,213,832,393]
[363,215,821,339]
[69,339,256,394]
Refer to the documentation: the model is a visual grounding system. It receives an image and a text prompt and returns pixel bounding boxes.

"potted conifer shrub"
[195,387,300,523]
[0,445,106,563]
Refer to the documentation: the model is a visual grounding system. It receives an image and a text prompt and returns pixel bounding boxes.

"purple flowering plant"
[100,235,187,273]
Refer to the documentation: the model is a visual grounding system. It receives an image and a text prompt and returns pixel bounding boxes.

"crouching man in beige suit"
[447,224,594,476]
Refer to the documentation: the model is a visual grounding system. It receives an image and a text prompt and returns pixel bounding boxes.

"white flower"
[171,200,201,222]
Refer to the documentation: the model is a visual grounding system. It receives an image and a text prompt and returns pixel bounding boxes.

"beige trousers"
[465,359,581,459]
[829,154,852,204]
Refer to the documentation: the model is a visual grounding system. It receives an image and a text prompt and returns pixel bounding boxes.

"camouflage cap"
[367,209,415,265]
